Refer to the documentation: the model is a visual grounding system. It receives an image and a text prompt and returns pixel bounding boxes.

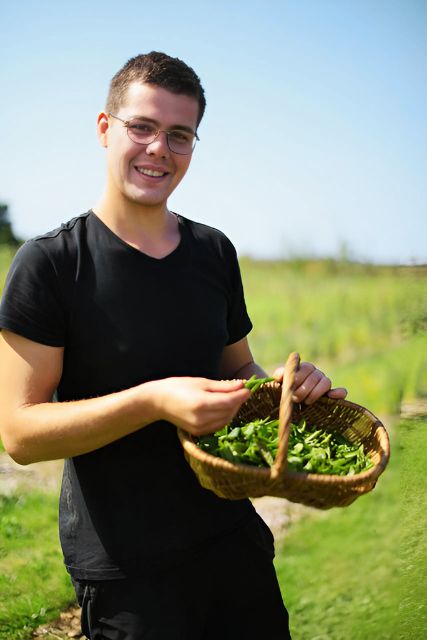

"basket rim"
[177,395,390,486]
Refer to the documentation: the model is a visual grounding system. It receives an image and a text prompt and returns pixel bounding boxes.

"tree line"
[0,203,23,246]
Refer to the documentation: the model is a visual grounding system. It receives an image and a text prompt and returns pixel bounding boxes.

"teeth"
[136,168,166,177]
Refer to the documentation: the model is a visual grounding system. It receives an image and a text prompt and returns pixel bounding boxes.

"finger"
[201,386,250,414]
[192,395,249,435]
[205,378,247,393]
[293,361,316,387]
[225,387,252,405]
[293,368,324,398]
[292,370,331,403]
[327,387,348,399]
[201,409,242,434]
[302,376,333,405]
[272,366,284,382]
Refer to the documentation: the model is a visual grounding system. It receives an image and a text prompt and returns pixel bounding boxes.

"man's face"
[99,82,199,210]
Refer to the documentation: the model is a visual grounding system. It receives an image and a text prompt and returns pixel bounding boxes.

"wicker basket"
[178,352,390,509]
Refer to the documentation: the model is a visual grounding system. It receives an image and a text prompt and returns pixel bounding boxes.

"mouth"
[135,167,169,178]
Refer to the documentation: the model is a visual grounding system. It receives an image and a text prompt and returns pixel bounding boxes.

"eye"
[128,121,156,134]
[169,130,192,144]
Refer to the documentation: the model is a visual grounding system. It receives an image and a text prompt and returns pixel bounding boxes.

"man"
[0,52,346,639]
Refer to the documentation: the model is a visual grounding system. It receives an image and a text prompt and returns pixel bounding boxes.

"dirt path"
[400,398,427,418]
[0,453,63,495]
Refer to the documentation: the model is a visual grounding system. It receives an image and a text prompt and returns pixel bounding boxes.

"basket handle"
[270,351,300,480]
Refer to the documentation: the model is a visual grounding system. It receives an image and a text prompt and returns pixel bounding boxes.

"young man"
[0,52,346,639]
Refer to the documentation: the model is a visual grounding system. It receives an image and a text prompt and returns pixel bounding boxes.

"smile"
[135,167,168,178]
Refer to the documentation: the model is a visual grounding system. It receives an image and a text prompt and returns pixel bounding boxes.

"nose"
[145,130,170,157]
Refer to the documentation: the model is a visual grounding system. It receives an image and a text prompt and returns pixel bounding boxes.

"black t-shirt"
[0,210,255,579]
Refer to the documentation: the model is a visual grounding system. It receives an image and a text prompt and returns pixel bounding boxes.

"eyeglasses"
[108,113,199,155]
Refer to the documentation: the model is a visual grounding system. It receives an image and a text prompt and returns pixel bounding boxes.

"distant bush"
[0,203,23,247]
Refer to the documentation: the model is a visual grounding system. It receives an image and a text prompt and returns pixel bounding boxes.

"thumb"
[272,366,284,382]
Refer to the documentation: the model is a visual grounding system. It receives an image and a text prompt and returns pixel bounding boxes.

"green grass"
[0,492,75,640]
[398,417,427,639]
[240,258,427,416]
[0,245,19,289]
[241,259,427,375]
[328,334,427,415]
[274,417,427,640]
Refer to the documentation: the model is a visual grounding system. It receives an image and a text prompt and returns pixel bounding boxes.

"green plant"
[198,417,372,474]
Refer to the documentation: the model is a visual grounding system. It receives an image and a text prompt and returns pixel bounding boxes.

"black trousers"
[73,514,291,640]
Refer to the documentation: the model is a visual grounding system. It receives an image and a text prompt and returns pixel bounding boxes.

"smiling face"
[98,82,199,213]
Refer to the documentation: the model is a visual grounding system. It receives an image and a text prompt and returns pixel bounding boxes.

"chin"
[126,192,167,208]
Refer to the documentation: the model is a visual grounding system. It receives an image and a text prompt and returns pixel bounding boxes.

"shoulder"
[178,215,238,261]
[0,214,91,347]
[30,211,91,250]
[6,211,93,292]
[15,211,92,265]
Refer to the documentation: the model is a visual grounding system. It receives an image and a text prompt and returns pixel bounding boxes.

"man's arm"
[0,330,250,465]
[219,337,347,404]
[219,336,268,380]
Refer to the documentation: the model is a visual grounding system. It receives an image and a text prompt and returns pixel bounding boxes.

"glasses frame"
[108,113,199,155]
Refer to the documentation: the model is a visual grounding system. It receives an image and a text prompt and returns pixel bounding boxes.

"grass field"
[0,493,75,640]
[275,416,427,640]
[241,258,427,414]
[0,248,426,637]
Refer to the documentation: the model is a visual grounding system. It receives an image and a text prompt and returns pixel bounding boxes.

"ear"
[97,112,109,148]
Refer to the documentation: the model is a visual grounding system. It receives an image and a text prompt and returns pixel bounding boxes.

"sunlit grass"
[397,417,427,639]
[275,417,426,640]
[328,334,427,415]
[241,259,427,375]
[0,245,18,292]
[0,492,75,640]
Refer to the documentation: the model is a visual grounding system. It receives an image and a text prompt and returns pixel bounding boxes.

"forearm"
[2,381,161,465]
[2,376,251,465]
[219,338,269,381]
[230,360,268,380]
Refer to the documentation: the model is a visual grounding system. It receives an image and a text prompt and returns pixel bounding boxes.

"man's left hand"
[273,361,347,405]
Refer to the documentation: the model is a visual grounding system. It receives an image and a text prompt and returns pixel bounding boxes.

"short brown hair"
[106,51,206,127]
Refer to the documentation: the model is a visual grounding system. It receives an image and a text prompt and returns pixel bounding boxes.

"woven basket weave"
[178,352,390,509]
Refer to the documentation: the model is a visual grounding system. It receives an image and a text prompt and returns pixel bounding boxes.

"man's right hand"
[151,377,251,436]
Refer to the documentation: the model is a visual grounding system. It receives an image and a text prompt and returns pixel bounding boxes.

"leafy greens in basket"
[197,377,373,476]
[197,417,373,475]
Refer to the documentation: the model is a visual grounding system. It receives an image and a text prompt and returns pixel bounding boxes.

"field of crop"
[0,247,426,638]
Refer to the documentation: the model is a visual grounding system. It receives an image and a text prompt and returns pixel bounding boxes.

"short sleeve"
[0,240,67,346]
[224,241,253,345]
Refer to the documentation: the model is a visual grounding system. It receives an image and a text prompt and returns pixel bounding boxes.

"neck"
[93,192,180,258]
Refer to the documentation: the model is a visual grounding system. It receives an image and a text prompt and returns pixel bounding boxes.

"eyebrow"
[128,115,196,135]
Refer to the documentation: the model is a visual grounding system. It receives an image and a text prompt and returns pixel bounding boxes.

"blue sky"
[2,0,426,263]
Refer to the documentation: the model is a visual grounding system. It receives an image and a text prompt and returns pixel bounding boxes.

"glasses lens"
[167,130,197,155]
[127,121,157,145]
